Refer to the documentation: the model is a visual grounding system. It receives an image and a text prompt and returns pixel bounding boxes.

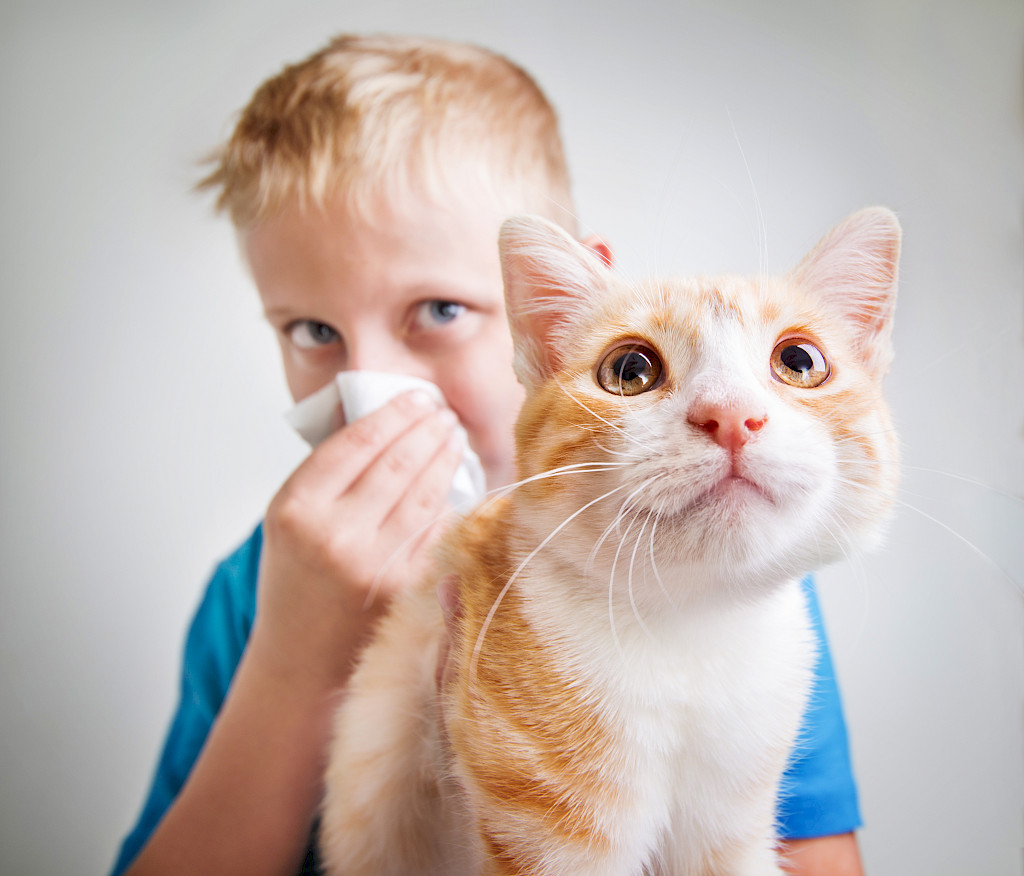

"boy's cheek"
[460,380,525,484]
[277,342,345,403]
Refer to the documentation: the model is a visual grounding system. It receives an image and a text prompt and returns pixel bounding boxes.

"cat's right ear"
[790,207,901,378]
[499,215,609,385]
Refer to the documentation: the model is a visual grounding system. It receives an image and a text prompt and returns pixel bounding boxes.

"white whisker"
[606,509,637,655]
[899,465,1024,505]
[593,439,644,461]
[627,511,655,638]
[469,480,635,682]
[892,497,1022,595]
[480,460,631,507]
[727,107,768,291]
[646,506,675,608]
[587,475,663,577]
[555,379,650,453]
[604,477,665,651]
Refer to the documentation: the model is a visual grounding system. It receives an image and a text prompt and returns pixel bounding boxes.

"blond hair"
[200,34,575,232]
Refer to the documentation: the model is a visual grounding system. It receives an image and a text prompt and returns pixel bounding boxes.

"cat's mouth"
[637,459,780,521]
[677,472,776,517]
[707,474,773,504]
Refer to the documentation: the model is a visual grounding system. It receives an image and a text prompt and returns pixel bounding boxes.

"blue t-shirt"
[110,524,860,874]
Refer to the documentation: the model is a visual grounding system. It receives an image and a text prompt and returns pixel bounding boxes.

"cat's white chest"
[530,577,815,874]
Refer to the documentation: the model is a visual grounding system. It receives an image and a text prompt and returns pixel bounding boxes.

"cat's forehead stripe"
[696,281,746,321]
[623,278,786,354]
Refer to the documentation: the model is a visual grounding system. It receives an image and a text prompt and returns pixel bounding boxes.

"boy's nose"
[345,341,425,379]
[687,400,768,453]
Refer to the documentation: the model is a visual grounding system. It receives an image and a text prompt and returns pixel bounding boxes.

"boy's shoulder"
[182,523,263,685]
[214,522,263,588]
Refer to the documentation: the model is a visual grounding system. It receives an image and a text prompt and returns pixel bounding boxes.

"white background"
[1,1,1021,873]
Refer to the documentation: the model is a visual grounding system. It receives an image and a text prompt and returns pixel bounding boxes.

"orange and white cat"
[319,208,901,875]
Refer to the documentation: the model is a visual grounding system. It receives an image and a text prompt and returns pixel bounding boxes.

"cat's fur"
[319,208,901,875]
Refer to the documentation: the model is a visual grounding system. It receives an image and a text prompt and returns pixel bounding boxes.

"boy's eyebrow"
[405,280,500,303]
[263,305,303,323]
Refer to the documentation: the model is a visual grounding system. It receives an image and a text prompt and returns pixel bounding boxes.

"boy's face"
[244,188,526,489]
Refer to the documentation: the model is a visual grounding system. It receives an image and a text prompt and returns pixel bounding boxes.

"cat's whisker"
[592,438,645,461]
[606,508,638,656]
[588,506,629,578]
[614,390,660,440]
[830,426,901,445]
[555,379,651,453]
[469,480,635,683]
[898,464,1023,505]
[828,469,1022,594]
[587,477,660,579]
[835,456,899,473]
[626,510,657,639]
[537,193,591,244]
[646,506,677,609]
[606,478,667,649]
[727,108,768,294]
[481,461,631,505]
[819,506,858,569]
[364,502,463,608]
[891,497,1022,595]
[818,506,874,649]
[367,461,633,605]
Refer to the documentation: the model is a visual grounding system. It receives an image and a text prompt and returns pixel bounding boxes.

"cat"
[318,206,902,875]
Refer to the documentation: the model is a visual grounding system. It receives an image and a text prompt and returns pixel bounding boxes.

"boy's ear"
[790,206,901,378]
[582,234,614,268]
[499,216,609,386]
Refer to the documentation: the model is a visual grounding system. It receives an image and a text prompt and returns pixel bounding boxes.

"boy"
[112,34,864,875]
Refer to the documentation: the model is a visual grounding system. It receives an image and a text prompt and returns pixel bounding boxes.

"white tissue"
[285,371,486,510]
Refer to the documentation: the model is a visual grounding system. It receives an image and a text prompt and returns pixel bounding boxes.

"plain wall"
[1,1,1021,873]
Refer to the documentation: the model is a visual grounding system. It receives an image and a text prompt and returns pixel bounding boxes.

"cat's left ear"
[500,215,610,385]
[790,207,901,378]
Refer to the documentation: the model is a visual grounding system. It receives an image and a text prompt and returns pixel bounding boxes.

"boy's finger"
[292,389,440,495]
[343,405,460,524]
[378,425,463,537]
[336,422,462,595]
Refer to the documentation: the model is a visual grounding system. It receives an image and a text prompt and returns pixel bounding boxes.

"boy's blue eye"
[289,320,339,349]
[423,300,465,325]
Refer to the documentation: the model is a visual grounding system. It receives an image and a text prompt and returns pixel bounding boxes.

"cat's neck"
[505,551,811,702]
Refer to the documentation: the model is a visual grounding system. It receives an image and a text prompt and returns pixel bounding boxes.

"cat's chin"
[647,474,831,576]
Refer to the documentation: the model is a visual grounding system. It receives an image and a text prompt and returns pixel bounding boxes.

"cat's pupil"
[781,345,813,374]
[616,352,648,382]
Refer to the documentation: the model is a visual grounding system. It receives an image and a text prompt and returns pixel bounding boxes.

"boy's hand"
[251,389,463,687]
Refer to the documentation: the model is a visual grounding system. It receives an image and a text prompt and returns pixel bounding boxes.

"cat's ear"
[499,215,610,385]
[790,207,901,378]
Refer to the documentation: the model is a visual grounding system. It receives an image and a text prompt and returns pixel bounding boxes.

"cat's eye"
[770,339,830,388]
[597,344,663,396]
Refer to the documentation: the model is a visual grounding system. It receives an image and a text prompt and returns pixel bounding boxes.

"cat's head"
[498,209,900,602]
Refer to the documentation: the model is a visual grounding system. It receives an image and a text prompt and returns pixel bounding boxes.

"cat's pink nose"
[688,403,767,452]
